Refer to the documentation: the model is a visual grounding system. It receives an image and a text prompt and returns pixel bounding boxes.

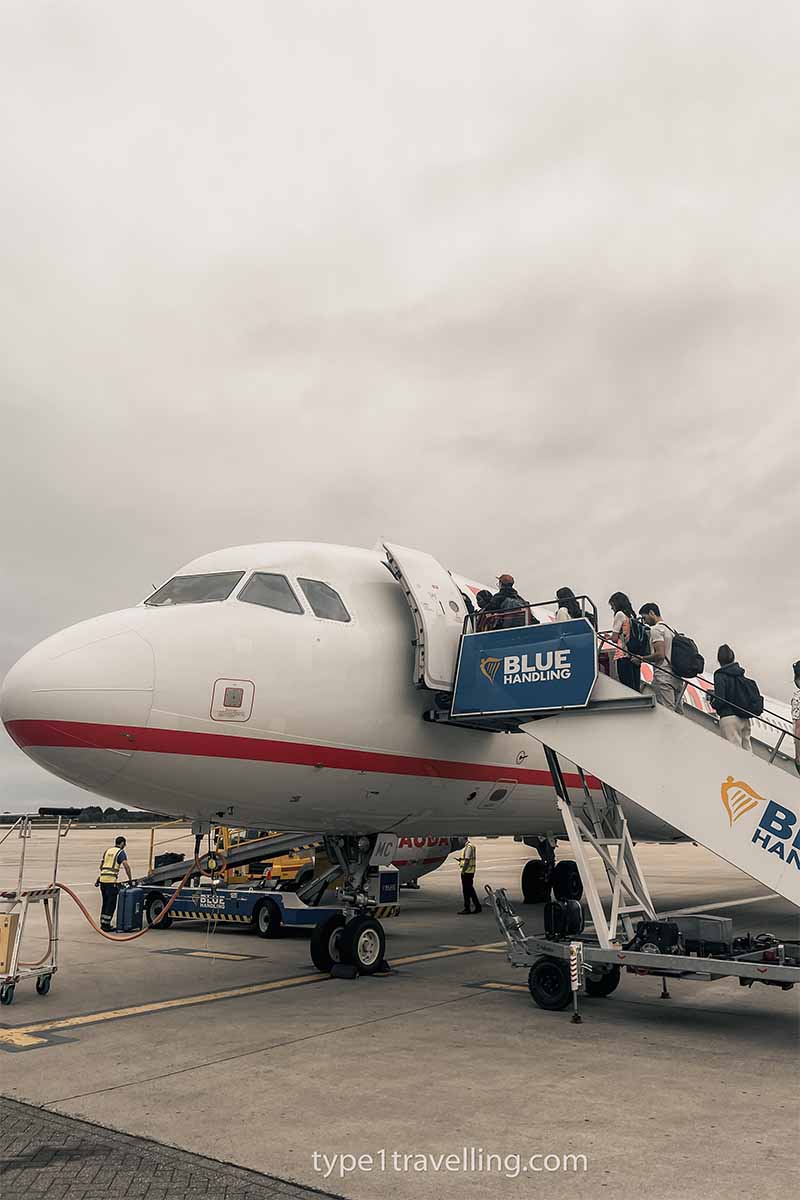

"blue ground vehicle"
[133,883,341,938]
[128,867,400,943]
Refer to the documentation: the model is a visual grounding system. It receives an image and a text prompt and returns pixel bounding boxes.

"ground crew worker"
[457,837,482,914]
[97,835,133,931]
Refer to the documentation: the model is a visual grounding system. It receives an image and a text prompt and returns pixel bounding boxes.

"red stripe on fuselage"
[4,718,600,790]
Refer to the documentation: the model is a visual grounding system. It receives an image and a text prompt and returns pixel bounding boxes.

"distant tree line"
[74,806,170,823]
[0,806,173,824]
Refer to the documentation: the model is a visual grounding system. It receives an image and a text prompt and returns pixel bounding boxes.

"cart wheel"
[310,913,346,973]
[527,955,572,1011]
[253,898,282,938]
[145,893,173,930]
[338,916,386,976]
[584,965,621,998]
[0,983,15,1006]
[36,974,52,996]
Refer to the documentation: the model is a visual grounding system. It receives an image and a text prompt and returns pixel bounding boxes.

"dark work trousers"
[100,883,120,930]
[617,656,641,693]
[461,873,481,912]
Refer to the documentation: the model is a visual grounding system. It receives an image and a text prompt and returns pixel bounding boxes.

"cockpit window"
[145,572,245,606]
[297,578,351,623]
[238,572,304,614]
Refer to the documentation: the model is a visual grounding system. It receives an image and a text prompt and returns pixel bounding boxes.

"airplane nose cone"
[1,614,154,789]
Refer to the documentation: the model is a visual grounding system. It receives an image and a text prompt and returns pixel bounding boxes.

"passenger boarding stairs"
[520,671,800,912]
[381,545,800,923]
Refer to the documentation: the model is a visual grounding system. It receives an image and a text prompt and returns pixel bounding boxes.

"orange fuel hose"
[54,859,201,942]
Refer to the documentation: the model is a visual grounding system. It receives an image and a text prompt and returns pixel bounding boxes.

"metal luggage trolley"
[0,807,80,1005]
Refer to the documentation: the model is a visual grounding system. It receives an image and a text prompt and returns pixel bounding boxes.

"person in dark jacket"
[475,589,496,632]
[490,574,538,628]
[554,587,582,621]
[710,645,755,750]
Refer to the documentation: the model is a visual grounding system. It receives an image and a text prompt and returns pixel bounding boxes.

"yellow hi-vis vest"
[460,843,476,875]
[99,846,122,883]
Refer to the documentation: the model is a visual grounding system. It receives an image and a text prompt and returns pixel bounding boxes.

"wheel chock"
[330,963,359,979]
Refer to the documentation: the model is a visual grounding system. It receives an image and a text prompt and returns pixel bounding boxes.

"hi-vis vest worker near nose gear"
[457,840,482,913]
[99,846,125,883]
[459,842,476,875]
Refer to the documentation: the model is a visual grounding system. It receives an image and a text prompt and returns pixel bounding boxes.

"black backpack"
[733,675,764,718]
[667,627,705,679]
[625,615,650,657]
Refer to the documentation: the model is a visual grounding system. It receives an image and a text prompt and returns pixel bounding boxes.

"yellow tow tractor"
[213,826,317,891]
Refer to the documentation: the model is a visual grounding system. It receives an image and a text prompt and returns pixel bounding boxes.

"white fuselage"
[1,542,682,841]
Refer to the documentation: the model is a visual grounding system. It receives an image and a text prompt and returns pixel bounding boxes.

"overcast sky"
[1,2,798,812]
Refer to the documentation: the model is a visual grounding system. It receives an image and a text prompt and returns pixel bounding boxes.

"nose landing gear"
[310,835,392,977]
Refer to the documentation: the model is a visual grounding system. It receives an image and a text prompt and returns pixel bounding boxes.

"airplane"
[1,540,794,972]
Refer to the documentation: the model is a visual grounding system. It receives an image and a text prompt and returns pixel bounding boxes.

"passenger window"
[297,578,351,623]
[238,573,303,614]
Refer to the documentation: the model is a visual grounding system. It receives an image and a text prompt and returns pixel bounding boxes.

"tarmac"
[1,827,798,1200]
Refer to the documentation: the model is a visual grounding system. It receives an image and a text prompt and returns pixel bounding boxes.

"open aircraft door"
[382,542,469,691]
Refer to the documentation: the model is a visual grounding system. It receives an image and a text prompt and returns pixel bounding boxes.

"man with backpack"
[710,645,763,750]
[638,602,688,711]
[490,574,538,628]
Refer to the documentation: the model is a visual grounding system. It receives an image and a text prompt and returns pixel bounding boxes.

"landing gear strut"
[312,835,390,976]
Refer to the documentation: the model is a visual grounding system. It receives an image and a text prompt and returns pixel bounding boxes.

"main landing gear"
[310,835,390,977]
[521,839,583,905]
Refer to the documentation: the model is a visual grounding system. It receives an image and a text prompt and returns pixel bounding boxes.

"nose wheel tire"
[521,859,551,904]
[527,955,573,1011]
[145,894,173,930]
[551,860,583,902]
[338,916,386,975]
[253,898,282,938]
[310,912,347,973]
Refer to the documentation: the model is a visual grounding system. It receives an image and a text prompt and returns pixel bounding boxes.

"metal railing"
[463,593,598,635]
[460,590,798,765]
[594,628,798,764]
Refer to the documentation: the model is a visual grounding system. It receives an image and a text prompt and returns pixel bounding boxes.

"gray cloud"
[1,1,798,810]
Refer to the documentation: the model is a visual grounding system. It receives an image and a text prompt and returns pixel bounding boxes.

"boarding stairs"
[520,670,800,913]
[381,545,800,947]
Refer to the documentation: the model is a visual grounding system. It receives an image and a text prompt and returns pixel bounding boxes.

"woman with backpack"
[607,592,646,692]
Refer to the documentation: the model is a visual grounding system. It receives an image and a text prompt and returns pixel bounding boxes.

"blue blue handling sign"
[451,619,598,717]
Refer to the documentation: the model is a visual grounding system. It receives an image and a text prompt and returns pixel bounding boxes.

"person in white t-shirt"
[639,602,685,711]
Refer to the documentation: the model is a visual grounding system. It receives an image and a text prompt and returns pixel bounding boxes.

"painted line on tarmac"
[0,941,504,1051]
[661,894,780,917]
